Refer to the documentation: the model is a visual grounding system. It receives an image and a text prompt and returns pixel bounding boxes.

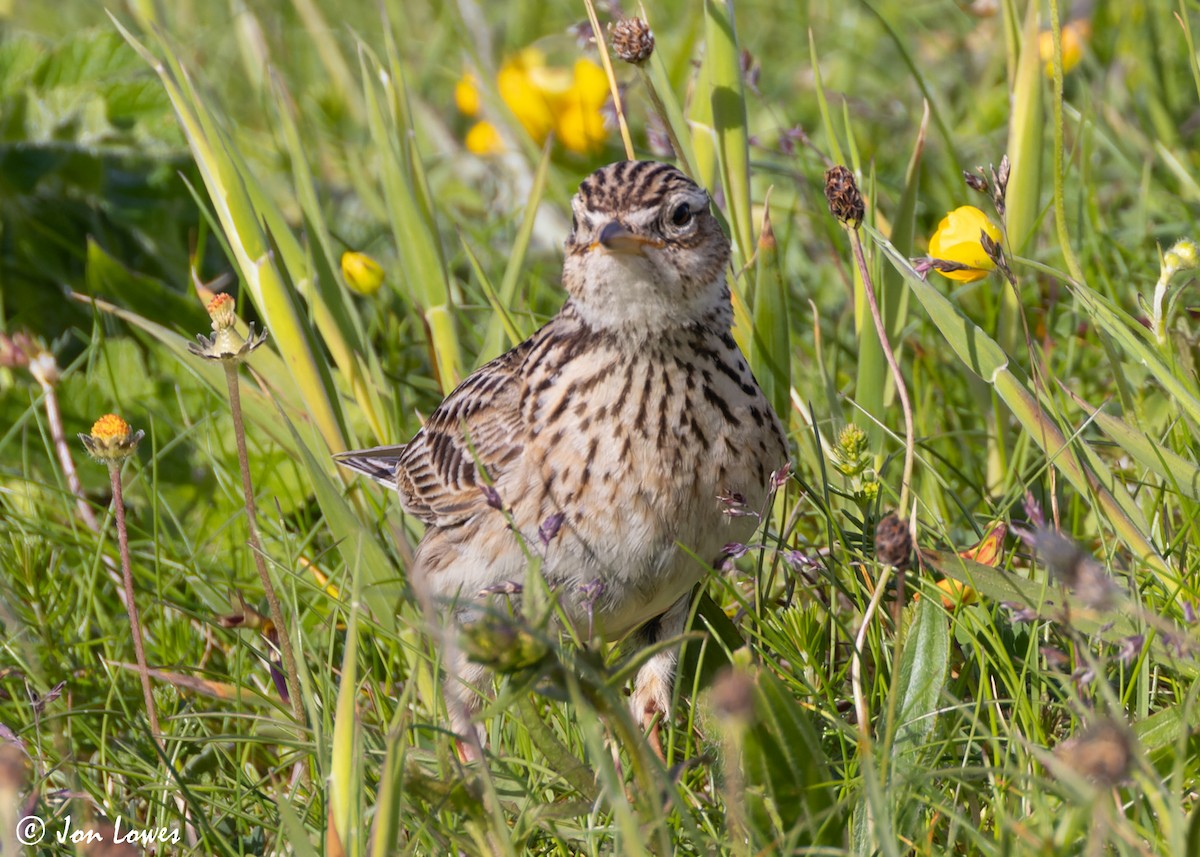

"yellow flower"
[80,413,144,462]
[1039,19,1090,78]
[496,49,610,155]
[498,49,557,145]
[340,251,385,296]
[928,205,1002,283]
[455,72,482,117]
[465,120,505,155]
[554,59,609,154]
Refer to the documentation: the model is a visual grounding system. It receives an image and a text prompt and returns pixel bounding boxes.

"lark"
[336,160,788,757]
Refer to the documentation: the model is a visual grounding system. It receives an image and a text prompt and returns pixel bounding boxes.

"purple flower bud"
[538,512,565,546]
[723,542,749,560]
[1116,635,1145,666]
[481,484,502,510]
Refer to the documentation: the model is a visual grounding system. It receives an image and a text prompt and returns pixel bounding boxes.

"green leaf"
[742,665,844,848]
[889,596,949,762]
[1067,391,1200,501]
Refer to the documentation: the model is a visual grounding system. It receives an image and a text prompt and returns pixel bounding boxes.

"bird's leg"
[438,608,490,763]
[628,593,693,762]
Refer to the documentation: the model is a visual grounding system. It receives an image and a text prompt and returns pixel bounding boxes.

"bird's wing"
[335,339,533,527]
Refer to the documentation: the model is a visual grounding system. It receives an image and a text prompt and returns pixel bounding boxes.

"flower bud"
[340,251,386,296]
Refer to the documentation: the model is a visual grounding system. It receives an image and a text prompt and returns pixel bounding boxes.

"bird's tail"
[333,445,407,488]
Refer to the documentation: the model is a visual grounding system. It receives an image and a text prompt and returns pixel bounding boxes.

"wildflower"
[1022,527,1117,610]
[927,206,1002,283]
[538,512,565,546]
[461,614,549,673]
[465,120,504,155]
[927,521,1005,608]
[341,250,386,295]
[579,577,605,639]
[486,49,609,155]
[189,293,268,363]
[934,578,978,609]
[454,72,482,116]
[79,414,144,463]
[610,17,655,65]
[1039,19,1090,78]
[833,423,870,477]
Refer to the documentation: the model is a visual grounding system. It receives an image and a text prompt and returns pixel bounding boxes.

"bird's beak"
[592,221,663,255]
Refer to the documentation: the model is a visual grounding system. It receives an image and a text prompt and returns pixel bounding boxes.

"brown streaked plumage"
[336,160,788,759]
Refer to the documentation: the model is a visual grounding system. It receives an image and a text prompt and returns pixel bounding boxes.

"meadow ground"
[2,0,1200,854]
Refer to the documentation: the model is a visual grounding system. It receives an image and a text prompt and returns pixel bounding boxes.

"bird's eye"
[670,202,693,228]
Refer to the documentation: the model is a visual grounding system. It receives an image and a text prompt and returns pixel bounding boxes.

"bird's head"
[562,161,731,334]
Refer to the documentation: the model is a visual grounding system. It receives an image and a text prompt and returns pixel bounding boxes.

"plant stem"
[582,0,636,160]
[108,462,162,750]
[223,363,306,726]
[37,376,99,534]
[847,229,916,514]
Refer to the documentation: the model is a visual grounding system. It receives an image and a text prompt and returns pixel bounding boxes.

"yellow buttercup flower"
[554,59,609,154]
[465,120,505,155]
[1039,19,1090,78]
[341,251,385,296]
[490,49,610,155]
[455,72,482,117]
[497,49,558,145]
[928,206,1002,283]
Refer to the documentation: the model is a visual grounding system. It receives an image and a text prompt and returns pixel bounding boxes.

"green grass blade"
[1005,0,1045,256]
[359,46,463,392]
[703,0,754,273]
[114,19,350,452]
[477,142,552,365]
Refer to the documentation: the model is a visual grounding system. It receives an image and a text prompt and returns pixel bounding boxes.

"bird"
[335,160,788,759]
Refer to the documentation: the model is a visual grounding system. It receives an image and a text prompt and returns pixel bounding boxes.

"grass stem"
[223,363,306,727]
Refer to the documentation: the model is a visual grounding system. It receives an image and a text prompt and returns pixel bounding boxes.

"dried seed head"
[1054,718,1135,787]
[79,413,144,463]
[610,17,655,64]
[710,667,756,724]
[824,165,864,229]
[0,741,28,798]
[1032,528,1117,610]
[874,513,913,569]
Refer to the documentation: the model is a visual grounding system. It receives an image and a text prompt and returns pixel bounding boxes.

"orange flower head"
[81,413,143,462]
